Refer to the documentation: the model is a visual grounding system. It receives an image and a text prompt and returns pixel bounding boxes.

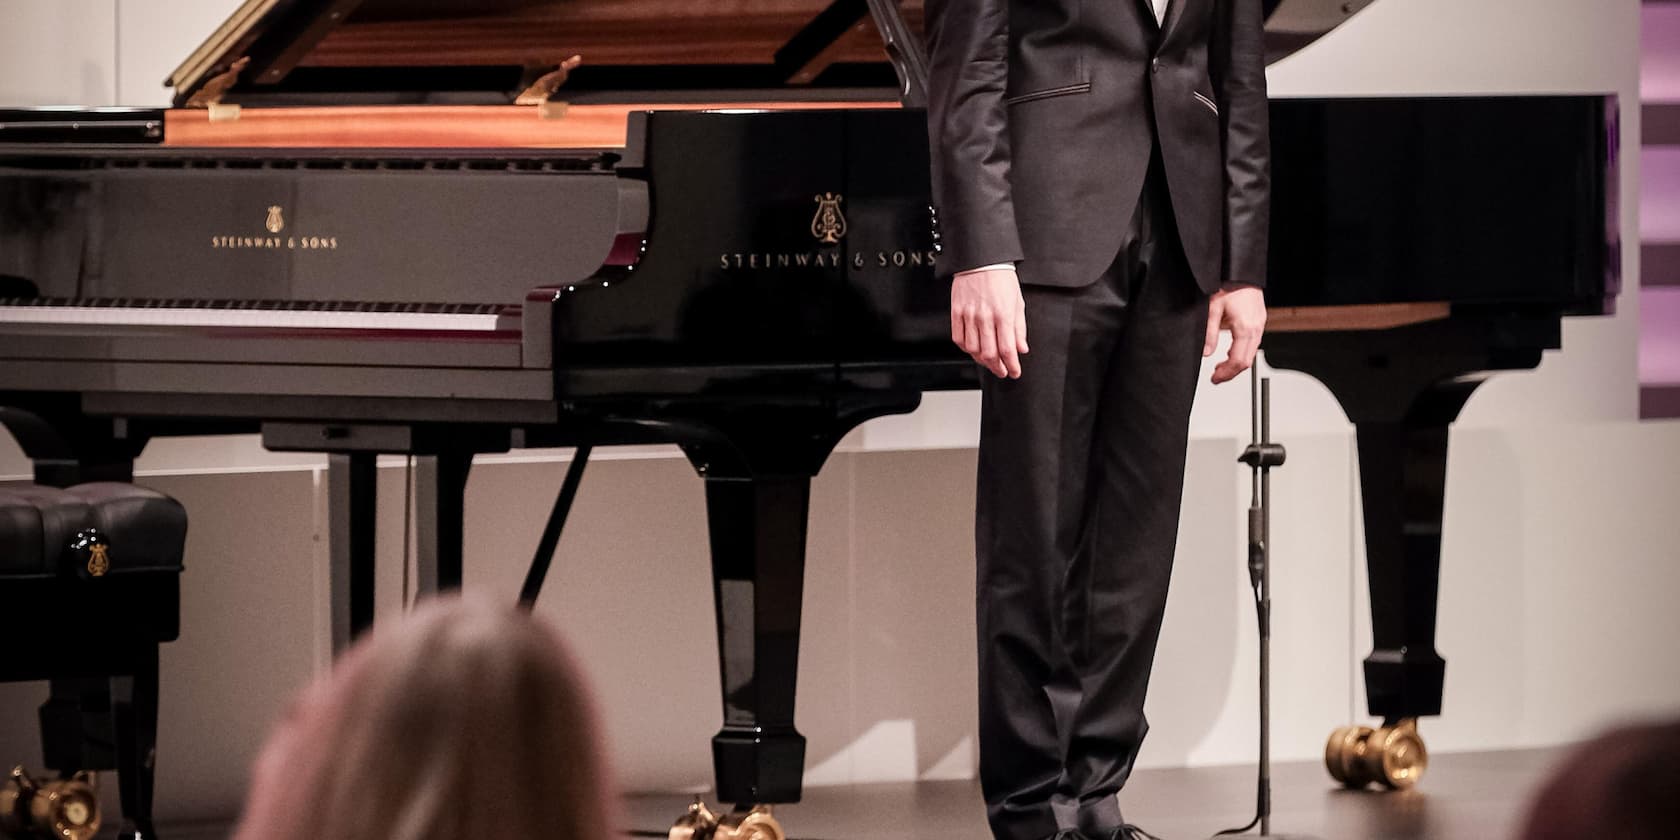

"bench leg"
[113,646,160,840]
[39,678,115,772]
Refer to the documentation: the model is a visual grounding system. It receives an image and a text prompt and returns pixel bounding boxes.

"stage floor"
[625,747,1560,840]
[127,747,1563,840]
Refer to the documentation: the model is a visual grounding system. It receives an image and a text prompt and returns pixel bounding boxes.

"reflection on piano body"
[0,0,1617,822]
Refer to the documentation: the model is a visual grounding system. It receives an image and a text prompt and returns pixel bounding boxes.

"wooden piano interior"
[165,0,919,149]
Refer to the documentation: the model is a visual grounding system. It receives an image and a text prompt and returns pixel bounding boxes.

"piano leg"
[702,474,810,806]
[1316,408,1474,792]
[1265,318,1555,789]
[1354,414,1460,721]
[327,453,378,653]
[415,452,472,595]
[621,397,921,826]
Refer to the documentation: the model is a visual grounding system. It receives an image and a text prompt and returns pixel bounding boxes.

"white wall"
[0,1,117,106]
[1,0,1674,826]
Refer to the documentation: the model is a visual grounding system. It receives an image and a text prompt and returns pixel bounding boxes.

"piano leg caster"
[669,799,785,840]
[1325,717,1429,790]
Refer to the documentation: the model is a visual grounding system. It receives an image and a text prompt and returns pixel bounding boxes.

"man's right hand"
[951,265,1029,379]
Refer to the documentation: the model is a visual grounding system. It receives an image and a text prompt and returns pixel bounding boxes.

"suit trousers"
[976,154,1210,840]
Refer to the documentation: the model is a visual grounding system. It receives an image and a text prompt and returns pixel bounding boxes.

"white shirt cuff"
[955,263,1015,277]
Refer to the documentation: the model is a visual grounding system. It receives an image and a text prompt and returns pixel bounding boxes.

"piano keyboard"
[0,305,512,333]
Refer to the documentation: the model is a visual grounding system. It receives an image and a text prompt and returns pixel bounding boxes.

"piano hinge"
[185,56,250,114]
[516,55,582,117]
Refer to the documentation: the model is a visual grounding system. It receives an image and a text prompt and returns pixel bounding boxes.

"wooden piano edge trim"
[164,102,901,149]
[1267,302,1452,333]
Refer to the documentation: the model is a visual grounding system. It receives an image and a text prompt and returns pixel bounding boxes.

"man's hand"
[1205,285,1266,384]
[952,266,1029,379]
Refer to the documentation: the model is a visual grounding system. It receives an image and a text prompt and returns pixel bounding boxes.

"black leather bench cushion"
[0,485,91,575]
[0,483,186,578]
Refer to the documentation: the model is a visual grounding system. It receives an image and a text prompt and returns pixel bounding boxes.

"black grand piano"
[0,0,1616,837]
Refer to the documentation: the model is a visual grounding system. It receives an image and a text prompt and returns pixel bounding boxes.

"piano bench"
[0,482,186,840]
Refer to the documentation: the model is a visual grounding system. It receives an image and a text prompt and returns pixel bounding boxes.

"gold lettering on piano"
[812,193,847,244]
[718,193,932,273]
[718,250,938,272]
[210,236,339,250]
[210,206,341,251]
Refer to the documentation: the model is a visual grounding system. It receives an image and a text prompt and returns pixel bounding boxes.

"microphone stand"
[1215,370,1319,840]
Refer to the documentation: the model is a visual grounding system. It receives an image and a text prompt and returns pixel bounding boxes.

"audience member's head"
[233,596,617,840]
[1515,718,1680,840]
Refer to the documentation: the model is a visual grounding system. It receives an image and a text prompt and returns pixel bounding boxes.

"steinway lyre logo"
[87,544,110,578]
[265,205,285,234]
[812,192,846,244]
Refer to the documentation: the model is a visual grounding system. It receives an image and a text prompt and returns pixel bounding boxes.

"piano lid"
[167,0,1374,108]
[167,0,932,108]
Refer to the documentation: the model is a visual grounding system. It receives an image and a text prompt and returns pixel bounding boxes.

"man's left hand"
[1205,285,1266,385]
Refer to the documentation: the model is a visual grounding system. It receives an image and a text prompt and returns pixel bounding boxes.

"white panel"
[1430,422,1680,751]
[457,456,723,792]
[848,449,982,781]
[143,470,321,820]
[1155,435,1359,768]
[115,0,246,105]
[0,434,27,480]
[0,0,116,106]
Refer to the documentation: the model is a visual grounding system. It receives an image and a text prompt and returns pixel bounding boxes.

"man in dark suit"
[924,0,1271,837]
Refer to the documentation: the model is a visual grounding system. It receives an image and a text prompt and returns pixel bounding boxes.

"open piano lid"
[166,0,936,107]
[167,0,1374,108]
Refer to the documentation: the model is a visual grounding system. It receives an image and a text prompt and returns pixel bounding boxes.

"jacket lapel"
[1137,0,1163,31]
[1161,0,1189,42]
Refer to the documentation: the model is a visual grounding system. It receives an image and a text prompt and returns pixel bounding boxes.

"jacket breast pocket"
[1004,83,1093,106]
[1192,90,1220,116]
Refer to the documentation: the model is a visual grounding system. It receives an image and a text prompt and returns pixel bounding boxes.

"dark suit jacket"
[925,0,1270,293]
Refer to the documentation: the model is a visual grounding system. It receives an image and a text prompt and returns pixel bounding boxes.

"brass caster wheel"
[717,805,785,840]
[670,798,785,840]
[1,767,101,840]
[669,798,711,840]
[1325,718,1429,790]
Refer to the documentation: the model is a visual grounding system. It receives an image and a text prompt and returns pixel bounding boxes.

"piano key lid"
[166,0,1375,110]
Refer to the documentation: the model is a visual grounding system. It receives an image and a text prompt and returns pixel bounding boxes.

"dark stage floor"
[117,748,1561,840]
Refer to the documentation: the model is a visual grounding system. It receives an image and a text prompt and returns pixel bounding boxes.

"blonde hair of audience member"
[233,596,618,840]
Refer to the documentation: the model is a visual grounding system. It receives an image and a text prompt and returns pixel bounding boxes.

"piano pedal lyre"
[1324,717,1429,790]
[669,797,785,840]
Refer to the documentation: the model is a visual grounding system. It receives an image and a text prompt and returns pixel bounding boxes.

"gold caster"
[1325,718,1429,790]
[669,798,786,840]
[0,766,101,840]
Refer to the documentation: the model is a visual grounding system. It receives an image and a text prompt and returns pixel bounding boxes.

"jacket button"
[1151,58,1161,74]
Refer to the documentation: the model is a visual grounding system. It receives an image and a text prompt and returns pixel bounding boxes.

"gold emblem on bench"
[86,544,110,578]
